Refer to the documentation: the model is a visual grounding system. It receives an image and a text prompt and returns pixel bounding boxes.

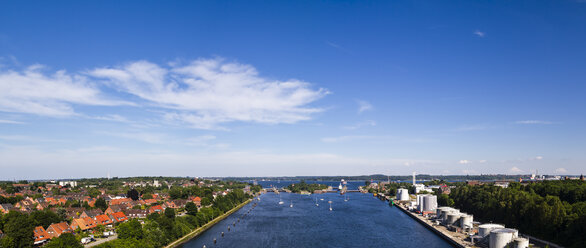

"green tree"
[95,197,108,211]
[1,211,34,248]
[116,219,143,240]
[44,233,82,248]
[185,202,198,216]
[164,208,175,219]
[127,189,140,201]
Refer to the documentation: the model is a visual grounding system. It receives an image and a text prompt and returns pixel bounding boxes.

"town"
[0,177,261,247]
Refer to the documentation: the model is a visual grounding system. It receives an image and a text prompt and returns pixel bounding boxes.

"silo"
[422,195,437,212]
[440,208,454,222]
[478,224,505,237]
[416,195,424,211]
[446,212,461,226]
[396,188,409,201]
[489,228,518,248]
[512,237,529,248]
[436,207,449,218]
[459,214,473,228]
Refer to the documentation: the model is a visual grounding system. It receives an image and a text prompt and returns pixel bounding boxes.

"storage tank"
[436,207,449,218]
[440,208,454,222]
[489,228,518,248]
[422,195,437,212]
[459,214,473,228]
[512,237,529,248]
[478,223,505,237]
[416,195,424,211]
[396,188,409,201]
[446,213,461,225]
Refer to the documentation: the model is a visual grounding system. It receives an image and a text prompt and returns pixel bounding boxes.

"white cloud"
[474,30,485,37]
[459,160,470,164]
[479,160,487,163]
[509,166,523,173]
[535,156,543,160]
[515,120,555,125]
[321,135,380,143]
[0,65,129,117]
[0,119,25,124]
[90,58,328,129]
[555,168,567,174]
[357,100,373,113]
[343,120,376,130]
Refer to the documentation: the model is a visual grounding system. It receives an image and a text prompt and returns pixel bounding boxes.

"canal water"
[180,184,453,248]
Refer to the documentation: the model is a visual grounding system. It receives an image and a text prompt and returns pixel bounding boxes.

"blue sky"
[1,0,585,179]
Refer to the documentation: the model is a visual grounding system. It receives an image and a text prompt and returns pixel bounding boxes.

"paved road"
[84,234,118,247]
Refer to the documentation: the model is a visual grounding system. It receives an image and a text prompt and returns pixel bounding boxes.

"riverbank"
[165,199,252,248]
[394,204,473,248]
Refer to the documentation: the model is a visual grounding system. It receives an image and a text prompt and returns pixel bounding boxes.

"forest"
[286,181,328,193]
[439,180,585,248]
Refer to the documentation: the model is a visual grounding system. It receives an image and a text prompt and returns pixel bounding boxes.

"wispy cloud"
[555,167,567,174]
[321,135,381,143]
[473,30,485,37]
[515,120,555,125]
[357,100,373,113]
[0,119,25,124]
[90,58,329,129]
[459,160,470,164]
[509,166,523,173]
[0,65,130,117]
[343,120,376,130]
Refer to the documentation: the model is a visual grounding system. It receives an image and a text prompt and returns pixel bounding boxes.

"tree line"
[439,181,585,248]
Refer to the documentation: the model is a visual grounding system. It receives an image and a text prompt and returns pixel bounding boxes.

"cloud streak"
[89,58,329,129]
[357,100,373,113]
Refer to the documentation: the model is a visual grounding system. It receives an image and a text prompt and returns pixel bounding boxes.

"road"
[84,234,118,247]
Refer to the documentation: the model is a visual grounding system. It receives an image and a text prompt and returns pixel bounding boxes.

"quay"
[394,203,473,248]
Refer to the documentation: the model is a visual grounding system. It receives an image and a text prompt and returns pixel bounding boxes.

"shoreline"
[164,198,253,248]
[394,204,469,248]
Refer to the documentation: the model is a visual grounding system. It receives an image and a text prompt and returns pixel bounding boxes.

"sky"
[1,0,585,180]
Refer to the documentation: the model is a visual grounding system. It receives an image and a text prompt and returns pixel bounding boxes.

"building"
[124,209,148,218]
[46,222,72,238]
[110,211,128,223]
[95,214,114,226]
[33,226,51,245]
[0,203,14,214]
[58,181,77,187]
[71,217,98,231]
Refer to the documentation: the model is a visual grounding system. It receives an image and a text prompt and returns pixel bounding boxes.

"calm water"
[180,185,453,248]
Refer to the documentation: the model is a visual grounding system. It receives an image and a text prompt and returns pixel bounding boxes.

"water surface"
[180,190,453,248]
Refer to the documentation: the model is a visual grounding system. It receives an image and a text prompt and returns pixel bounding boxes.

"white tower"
[412,172,416,186]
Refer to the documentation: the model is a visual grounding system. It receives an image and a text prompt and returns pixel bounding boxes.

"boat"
[344,195,349,202]
[278,195,284,205]
[315,197,319,206]
[290,200,293,208]
[329,201,333,211]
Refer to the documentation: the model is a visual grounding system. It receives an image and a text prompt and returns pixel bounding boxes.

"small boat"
[315,197,319,206]
[344,195,349,202]
[329,202,333,211]
[290,200,293,208]
[278,195,284,205]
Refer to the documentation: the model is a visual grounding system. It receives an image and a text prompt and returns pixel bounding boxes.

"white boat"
[278,195,284,205]
[315,197,319,206]
[290,200,293,208]
[329,202,333,211]
[344,195,349,202]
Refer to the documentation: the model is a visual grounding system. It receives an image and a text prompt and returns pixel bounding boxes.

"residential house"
[148,205,164,214]
[124,209,148,219]
[95,214,113,226]
[70,217,97,231]
[110,212,128,223]
[105,205,127,215]
[33,226,51,245]
[0,203,14,214]
[144,199,158,205]
[46,222,72,238]
[191,197,201,207]
[80,209,103,218]
[109,198,132,206]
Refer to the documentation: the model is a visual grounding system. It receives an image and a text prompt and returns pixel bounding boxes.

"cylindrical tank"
[489,228,518,248]
[436,207,449,218]
[446,213,461,225]
[459,214,473,228]
[396,188,409,201]
[478,224,505,237]
[440,209,453,222]
[512,237,529,248]
[422,195,437,212]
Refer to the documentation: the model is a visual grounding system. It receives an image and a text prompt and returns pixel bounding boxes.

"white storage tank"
[459,214,473,228]
[396,188,410,201]
[489,228,518,248]
[446,213,461,225]
[422,195,437,212]
[512,237,529,248]
[478,223,505,237]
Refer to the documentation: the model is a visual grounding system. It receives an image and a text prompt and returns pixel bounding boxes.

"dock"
[394,204,475,248]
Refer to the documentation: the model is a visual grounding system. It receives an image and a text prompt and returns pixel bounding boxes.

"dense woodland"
[439,180,585,248]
